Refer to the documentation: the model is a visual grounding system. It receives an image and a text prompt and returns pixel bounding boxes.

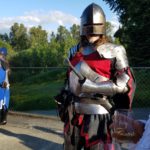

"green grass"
[10,81,64,111]
[10,69,65,111]
[10,82,63,110]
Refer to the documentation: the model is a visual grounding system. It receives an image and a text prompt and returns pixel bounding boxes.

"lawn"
[10,68,65,111]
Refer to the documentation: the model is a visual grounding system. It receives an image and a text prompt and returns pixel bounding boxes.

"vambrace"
[81,72,130,96]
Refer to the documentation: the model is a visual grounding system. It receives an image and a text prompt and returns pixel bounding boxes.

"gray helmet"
[80,3,106,36]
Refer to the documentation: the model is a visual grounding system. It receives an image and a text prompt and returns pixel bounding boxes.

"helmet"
[80,3,106,36]
[0,47,7,56]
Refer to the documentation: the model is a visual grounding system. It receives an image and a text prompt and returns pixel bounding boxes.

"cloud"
[0,10,80,34]
[0,9,120,37]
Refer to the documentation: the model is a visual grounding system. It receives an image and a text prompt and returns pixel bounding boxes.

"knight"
[56,3,136,150]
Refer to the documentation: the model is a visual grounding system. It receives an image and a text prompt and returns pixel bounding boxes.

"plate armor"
[68,43,136,114]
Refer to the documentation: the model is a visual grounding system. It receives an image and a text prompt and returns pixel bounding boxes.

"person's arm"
[80,45,135,96]
[110,114,145,143]
[131,119,145,143]
[80,78,128,96]
[2,69,10,88]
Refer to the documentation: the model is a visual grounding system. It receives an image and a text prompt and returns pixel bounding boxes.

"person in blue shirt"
[0,47,10,125]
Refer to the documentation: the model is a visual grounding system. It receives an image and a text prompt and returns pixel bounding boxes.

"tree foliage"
[9,23,30,51]
[0,33,10,43]
[70,24,80,41]
[29,25,48,49]
[0,22,115,68]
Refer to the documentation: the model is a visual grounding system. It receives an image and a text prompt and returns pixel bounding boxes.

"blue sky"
[0,0,120,34]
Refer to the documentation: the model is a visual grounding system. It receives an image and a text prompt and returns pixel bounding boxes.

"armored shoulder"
[97,43,129,70]
[68,44,79,60]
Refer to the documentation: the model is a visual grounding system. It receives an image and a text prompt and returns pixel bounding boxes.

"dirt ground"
[0,112,64,150]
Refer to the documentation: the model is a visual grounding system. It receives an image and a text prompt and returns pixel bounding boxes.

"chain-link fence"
[132,67,150,120]
[9,67,150,120]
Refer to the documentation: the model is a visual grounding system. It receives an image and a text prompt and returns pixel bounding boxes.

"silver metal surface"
[80,61,109,83]
[69,71,81,96]
[69,43,130,97]
[75,102,108,114]
[80,3,106,35]
[81,79,128,96]
[69,60,109,96]
[97,43,129,70]
[116,72,130,87]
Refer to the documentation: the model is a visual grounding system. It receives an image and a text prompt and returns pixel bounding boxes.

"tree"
[0,33,10,43]
[29,26,48,49]
[70,24,80,41]
[55,25,80,65]
[9,23,30,51]
[56,26,71,42]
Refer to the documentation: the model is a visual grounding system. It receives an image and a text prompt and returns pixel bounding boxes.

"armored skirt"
[64,111,115,150]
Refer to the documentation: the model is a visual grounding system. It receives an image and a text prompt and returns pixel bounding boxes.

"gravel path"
[0,112,64,150]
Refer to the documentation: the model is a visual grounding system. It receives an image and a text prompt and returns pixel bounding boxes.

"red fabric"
[114,67,135,109]
[80,120,104,148]
[79,117,112,148]
[71,114,83,126]
[78,115,83,125]
[70,51,112,79]
[64,122,69,133]
[127,68,135,109]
